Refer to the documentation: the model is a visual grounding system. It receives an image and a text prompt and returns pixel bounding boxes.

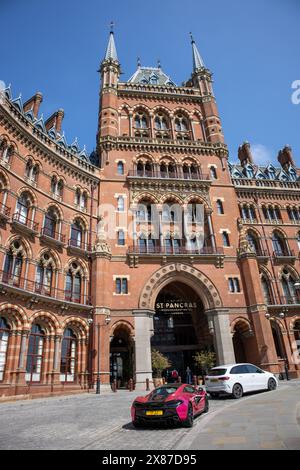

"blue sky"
[1,0,299,166]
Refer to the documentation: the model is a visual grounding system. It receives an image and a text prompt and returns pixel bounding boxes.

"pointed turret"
[104,26,119,63]
[190,33,205,71]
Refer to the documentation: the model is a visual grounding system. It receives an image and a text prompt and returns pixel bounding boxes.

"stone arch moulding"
[139,263,223,311]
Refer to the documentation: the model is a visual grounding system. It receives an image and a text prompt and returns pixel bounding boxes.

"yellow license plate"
[146,410,163,416]
[210,379,218,382]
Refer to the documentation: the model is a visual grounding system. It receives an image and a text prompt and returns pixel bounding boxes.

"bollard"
[112,379,117,392]
[129,378,134,392]
[146,378,150,391]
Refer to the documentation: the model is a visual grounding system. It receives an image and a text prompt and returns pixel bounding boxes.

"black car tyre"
[203,396,209,413]
[209,392,219,398]
[132,420,142,428]
[183,403,194,428]
[232,383,243,399]
[267,378,277,391]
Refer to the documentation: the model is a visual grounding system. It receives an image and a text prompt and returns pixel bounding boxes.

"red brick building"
[0,30,299,398]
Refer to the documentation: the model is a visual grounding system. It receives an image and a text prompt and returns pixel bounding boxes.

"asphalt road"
[0,380,299,450]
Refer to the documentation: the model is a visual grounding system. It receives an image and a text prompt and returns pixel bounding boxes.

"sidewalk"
[176,381,300,450]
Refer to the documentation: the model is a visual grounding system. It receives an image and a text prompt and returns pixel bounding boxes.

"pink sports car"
[131,383,209,427]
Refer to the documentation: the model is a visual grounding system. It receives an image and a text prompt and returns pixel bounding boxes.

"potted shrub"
[151,349,171,387]
[193,351,216,384]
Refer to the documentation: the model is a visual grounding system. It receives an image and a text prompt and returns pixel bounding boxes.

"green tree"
[193,351,216,380]
[151,349,171,378]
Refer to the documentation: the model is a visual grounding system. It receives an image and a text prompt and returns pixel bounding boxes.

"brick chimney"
[23,92,43,118]
[278,145,295,170]
[238,141,254,166]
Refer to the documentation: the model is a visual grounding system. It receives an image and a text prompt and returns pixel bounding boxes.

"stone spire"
[190,32,205,71]
[104,22,119,63]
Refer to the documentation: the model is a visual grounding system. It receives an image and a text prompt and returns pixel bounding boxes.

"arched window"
[35,252,54,296]
[16,192,32,224]
[174,115,188,132]
[154,114,168,130]
[210,166,217,180]
[117,161,124,175]
[134,112,148,133]
[26,324,45,382]
[70,219,85,249]
[51,176,64,198]
[183,164,190,179]
[80,192,87,210]
[136,201,152,223]
[272,232,288,256]
[43,207,58,238]
[0,140,14,164]
[0,317,10,381]
[60,328,77,382]
[222,231,230,247]
[65,263,83,303]
[216,200,224,215]
[281,268,297,303]
[75,188,81,206]
[247,232,260,254]
[297,232,300,251]
[261,276,273,304]
[3,240,24,286]
[117,196,125,212]
[26,160,39,183]
[0,173,8,209]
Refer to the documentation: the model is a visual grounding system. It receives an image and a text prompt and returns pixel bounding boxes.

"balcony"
[67,238,92,256]
[273,250,296,263]
[127,244,224,267]
[256,249,270,263]
[40,227,66,247]
[127,169,210,181]
[0,203,10,221]
[279,295,300,306]
[0,270,91,307]
[12,213,39,235]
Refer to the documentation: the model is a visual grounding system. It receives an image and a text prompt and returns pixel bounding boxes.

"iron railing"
[41,226,66,243]
[128,245,224,255]
[0,271,91,305]
[12,212,39,232]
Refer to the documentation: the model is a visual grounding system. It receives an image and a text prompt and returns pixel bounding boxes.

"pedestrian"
[171,369,179,383]
[185,366,192,384]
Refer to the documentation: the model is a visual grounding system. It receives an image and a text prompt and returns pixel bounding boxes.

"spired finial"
[157,58,161,69]
[137,57,141,68]
[110,21,114,33]
[190,32,195,43]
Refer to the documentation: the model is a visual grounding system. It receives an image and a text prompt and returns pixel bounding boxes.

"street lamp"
[95,315,111,395]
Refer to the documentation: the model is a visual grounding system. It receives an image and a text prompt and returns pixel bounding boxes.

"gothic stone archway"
[139,263,223,311]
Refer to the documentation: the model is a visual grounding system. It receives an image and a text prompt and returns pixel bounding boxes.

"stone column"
[133,309,154,390]
[207,309,236,365]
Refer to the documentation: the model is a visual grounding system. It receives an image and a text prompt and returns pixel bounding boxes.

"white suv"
[205,363,278,399]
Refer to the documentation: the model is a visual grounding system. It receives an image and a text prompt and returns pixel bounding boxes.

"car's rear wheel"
[183,403,194,428]
[132,420,142,428]
[232,383,243,399]
[267,378,277,391]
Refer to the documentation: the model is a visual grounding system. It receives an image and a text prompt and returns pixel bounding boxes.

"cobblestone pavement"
[0,381,299,450]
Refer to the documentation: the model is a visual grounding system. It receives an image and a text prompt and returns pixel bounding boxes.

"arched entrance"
[110,325,134,389]
[232,320,253,363]
[151,281,214,379]
[271,320,286,359]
